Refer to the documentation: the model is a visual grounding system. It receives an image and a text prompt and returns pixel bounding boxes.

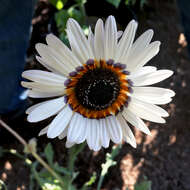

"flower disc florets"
[64,59,132,119]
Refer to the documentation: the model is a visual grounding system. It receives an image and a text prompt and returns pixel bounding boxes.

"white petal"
[45,44,77,72]
[75,116,88,144]
[132,97,169,117]
[86,120,92,149]
[122,109,151,135]
[45,45,75,72]
[106,116,122,144]
[21,81,65,94]
[99,119,110,148]
[129,29,154,58]
[117,114,136,148]
[132,70,173,86]
[94,19,105,60]
[86,119,100,151]
[26,101,45,114]
[36,55,62,75]
[94,120,101,151]
[127,41,161,72]
[115,20,138,62]
[21,81,64,89]
[28,90,63,98]
[132,87,175,97]
[35,44,70,76]
[127,98,167,123]
[46,34,81,67]
[67,113,78,142]
[67,113,86,143]
[131,94,172,105]
[128,66,157,80]
[47,106,73,138]
[22,70,66,84]
[88,27,95,56]
[38,125,49,136]
[67,18,94,63]
[27,97,65,122]
[104,16,117,60]
[131,87,175,105]
[58,127,68,139]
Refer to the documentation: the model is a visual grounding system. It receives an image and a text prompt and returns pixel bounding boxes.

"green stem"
[68,142,86,174]
[31,150,65,188]
[97,173,104,190]
[79,1,87,24]
[97,145,122,190]
[0,179,8,190]
[97,176,104,190]
[3,149,26,160]
[0,119,65,188]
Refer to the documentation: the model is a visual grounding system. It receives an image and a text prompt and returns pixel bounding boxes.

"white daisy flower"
[21,16,175,151]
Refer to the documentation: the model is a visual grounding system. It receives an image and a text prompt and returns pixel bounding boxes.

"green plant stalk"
[31,162,44,187]
[97,145,122,190]
[68,142,86,173]
[0,179,8,190]
[31,150,65,188]
[79,1,86,24]
[97,163,111,190]
[0,119,65,188]
[3,149,26,160]
[97,160,116,190]
[97,175,104,190]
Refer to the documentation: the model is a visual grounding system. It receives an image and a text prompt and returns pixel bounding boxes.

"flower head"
[22,16,175,151]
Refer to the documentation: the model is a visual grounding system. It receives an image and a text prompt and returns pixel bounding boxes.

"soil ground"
[0,0,190,190]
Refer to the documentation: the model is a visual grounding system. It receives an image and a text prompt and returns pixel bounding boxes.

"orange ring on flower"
[64,59,132,119]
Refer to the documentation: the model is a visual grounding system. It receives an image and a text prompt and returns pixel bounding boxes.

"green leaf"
[53,163,71,176]
[68,143,86,174]
[31,162,63,190]
[44,143,54,166]
[54,10,69,43]
[67,7,82,23]
[31,162,46,187]
[71,172,79,182]
[125,0,136,6]
[55,10,69,29]
[59,33,69,46]
[106,0,121,8]
[84,172,96,186]
[59,176,77,190]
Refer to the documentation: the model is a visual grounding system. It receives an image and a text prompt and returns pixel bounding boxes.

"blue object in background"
[0,0,35,114]
[177,0,190,55]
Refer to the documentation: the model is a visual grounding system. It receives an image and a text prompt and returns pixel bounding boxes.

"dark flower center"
[75,68,120,110]
[65,59,131,119]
